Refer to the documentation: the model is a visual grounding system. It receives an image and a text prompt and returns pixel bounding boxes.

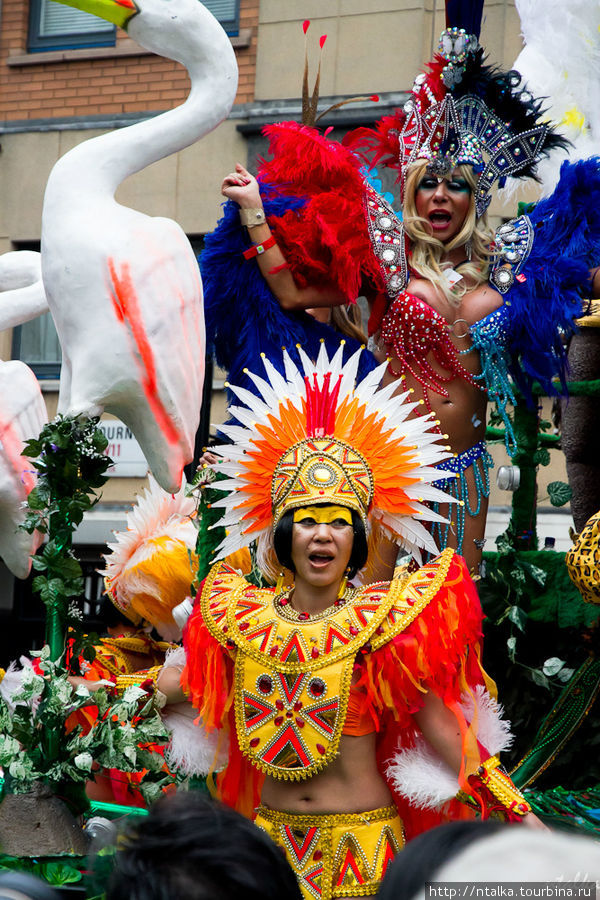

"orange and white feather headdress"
[209,343,455,567]
[101,475,198,640]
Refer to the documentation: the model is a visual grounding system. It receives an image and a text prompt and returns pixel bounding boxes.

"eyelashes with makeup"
[417,177,471,194]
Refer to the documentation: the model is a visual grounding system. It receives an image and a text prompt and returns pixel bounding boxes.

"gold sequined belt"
[254,804,404,900]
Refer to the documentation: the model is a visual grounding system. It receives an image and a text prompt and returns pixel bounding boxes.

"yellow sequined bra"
[200,548,455,781]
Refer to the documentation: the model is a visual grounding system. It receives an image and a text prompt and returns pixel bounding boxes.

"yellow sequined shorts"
[254,804,404,900]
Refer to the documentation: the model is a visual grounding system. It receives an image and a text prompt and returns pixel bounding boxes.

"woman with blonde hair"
[215,2,600,575]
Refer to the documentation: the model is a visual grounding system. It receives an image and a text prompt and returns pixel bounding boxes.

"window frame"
[27,0,240,51]
[28,0,116,52]
[205,0,241,36]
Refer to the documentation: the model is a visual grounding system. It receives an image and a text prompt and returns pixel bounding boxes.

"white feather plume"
[502,0,600,197]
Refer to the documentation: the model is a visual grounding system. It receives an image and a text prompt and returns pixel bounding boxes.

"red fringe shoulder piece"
[182,603,233,735]
[358,553,485,724]
[182,595,264,817]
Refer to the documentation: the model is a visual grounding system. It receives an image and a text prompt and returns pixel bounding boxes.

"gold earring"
[337,569,350,599]
[275,572,285,593]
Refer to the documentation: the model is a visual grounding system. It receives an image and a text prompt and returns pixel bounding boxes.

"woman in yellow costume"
[158,344,541,900]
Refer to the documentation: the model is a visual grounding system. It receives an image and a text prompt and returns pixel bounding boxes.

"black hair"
[106,791,302,900]
[273,506,368,579]
[377,820,507,900]
[98,595,134,632]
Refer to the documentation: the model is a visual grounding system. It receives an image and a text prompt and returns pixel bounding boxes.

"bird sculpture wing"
[0,361,47,578]
[0,251,49,331]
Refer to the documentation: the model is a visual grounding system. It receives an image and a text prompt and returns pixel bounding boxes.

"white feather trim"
[0,657,37,712]
[159,647,229,776]
[172,597,193,631]
[385,686,514,810]
[387,738,459,810]
[162,702,228,777]
[163,645,187,669]
[461,685,513,756]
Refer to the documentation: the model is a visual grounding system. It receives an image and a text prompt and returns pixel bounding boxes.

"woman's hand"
[221,163,262,209]
[68,675,104,693]
[521,811,549,830]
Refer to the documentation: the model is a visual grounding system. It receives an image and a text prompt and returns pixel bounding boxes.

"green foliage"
[533,447,550,466]
[38,862,83,885]
[0,855,84,888]
[547,481,573,508]
[0,648,178,811]
[188,466,227,587]
[20,416,112,632]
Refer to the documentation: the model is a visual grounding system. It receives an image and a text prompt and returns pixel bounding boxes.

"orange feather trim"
[182,605,233,735]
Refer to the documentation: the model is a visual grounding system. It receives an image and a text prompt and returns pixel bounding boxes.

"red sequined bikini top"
[376,290,482,413]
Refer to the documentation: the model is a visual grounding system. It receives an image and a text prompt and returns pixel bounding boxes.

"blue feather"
[503,157,600,398]
[201,191,377,417]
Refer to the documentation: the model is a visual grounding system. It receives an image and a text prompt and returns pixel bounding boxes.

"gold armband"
[239,207,266,228]
[458,756,531,822]
[114,665,166,707]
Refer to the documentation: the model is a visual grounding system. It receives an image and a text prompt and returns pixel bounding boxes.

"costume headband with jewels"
[207,342,455,566]
[345,0,568,216]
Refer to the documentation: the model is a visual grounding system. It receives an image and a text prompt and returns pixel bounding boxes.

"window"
[205,0,240,36]
[28,0,240,51]
[28,0,116,51]
[10,242,61,379]
[12,312,62,379]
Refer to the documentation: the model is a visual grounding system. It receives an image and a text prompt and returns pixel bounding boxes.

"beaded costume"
[177,346,530,900]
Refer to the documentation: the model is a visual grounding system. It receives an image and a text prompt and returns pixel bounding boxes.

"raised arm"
[221,163,347,311]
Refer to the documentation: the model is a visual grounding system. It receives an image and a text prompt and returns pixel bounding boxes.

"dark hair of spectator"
[105,791,302,900]
[273,506,368,579]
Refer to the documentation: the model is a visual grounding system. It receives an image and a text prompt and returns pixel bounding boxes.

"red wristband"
[243,235,277,260]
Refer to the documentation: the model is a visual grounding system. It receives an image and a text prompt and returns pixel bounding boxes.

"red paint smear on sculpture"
[0,417,34,495]
[108,258,179,446]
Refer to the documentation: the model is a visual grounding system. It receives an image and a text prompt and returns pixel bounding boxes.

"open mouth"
[309,552,335,566]
[428,210,452,227]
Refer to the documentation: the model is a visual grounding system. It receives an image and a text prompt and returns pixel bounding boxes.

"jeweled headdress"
[209,343,454,564]
[345,0,568,216]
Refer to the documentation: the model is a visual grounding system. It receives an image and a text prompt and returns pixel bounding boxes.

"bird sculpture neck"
[45,10,238,196]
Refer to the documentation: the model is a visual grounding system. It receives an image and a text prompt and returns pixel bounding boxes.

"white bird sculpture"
[42,0,238,492]
[0,252,48,577]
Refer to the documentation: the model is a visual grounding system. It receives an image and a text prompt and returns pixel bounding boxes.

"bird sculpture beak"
[51,0,139,29]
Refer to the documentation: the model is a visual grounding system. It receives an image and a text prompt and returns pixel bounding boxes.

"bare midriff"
[260,732,392,814]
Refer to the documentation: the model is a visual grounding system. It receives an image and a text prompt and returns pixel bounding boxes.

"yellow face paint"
[293,505,353,526]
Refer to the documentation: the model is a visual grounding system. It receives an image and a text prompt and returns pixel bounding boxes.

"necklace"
[274,586,356,622]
